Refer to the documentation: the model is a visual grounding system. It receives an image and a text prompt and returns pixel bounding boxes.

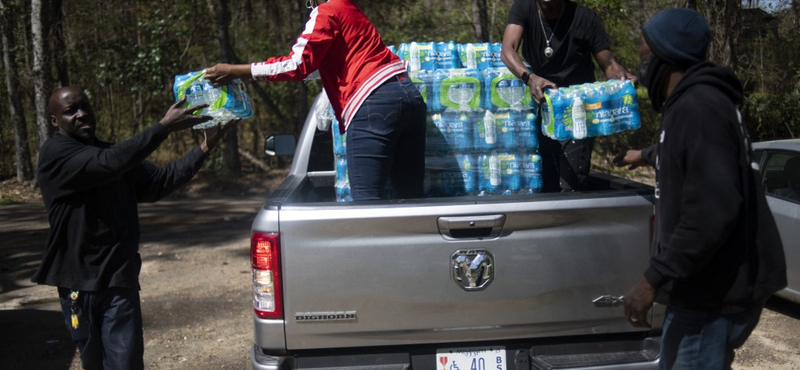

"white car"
[753,139,800,304]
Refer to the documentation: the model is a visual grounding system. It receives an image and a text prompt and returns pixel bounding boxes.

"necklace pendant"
[544,46,554,58]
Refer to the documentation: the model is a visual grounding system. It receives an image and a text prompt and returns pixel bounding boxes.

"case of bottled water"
[335,40,548,200]
[173,70,253,129]
[541,80,640,141]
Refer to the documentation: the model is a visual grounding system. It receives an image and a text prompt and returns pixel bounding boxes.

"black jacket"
[643,62,786,312]
[32,123,207,291]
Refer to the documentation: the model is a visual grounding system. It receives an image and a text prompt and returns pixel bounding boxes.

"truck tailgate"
[275,192,653,350]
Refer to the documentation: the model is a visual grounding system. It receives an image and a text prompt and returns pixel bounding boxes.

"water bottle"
[478,151,501,196]
[570,90,587,140]
[499,152,521,195]
[410,70,431,105]
[409,42,421,71]
[453,111,473,153]
[426,114,447,155]
[186,83,205,108]
[466,43,477,69]
[620,80,641,131]
[231,79,254,119]
[584,84,611,137]
[335,157,348,181]
[474,110,497,152]
[435,41,459,70]
[517,110,538,152]
[335,178,352,202]
[203,81,221,108]
[520,153,543,194]
[449,82,476,111]
[496,78,526,110]
[596,84,614,135]
[332,118,347,157]
[436,111,471,154]
[496,111,518,152]
[490,43,504,68]
[541,90,555,140]
[549,89,572,141]
[456,154,477,196]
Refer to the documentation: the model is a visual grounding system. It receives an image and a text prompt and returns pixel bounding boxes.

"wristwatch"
[520,71,531,84]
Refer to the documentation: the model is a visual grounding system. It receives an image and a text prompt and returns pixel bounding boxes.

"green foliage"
[0,0,798,180]
[743,92,800,140]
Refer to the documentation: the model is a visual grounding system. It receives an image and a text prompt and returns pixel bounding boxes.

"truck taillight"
[251,232,282,320]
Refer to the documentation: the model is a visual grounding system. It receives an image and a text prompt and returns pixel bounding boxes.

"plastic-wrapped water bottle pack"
[173,70,254,130]
[541,80,640,141]
[331,42,642,200]
[329,59,542,200]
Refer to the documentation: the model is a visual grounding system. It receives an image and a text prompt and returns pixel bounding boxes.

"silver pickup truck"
[250,94,662,370]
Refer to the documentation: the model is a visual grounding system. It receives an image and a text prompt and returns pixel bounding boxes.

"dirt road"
[1,192,799,370]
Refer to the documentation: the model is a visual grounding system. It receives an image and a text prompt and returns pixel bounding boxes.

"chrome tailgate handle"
[437,214,506,240]
[593,295,625,308]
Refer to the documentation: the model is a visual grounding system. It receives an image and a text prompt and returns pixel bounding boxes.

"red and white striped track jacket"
[250,0,405,133]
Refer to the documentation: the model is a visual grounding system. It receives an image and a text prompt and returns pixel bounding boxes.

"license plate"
[436,346,506,370]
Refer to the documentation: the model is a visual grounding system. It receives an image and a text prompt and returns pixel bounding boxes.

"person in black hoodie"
[614,8,786,369]
[33,86,233,370]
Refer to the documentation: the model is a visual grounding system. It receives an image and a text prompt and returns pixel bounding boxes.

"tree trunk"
[51,0,68,87]
[472,0,489,42]
[31,0,54,148]
[1,0,34,182]
[724,0,739,70]
[210,0,242,175]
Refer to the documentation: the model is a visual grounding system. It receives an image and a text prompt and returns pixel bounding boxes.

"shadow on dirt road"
[0,194,267,370]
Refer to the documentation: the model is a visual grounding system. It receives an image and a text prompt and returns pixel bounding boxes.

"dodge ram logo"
[451,250,494,291]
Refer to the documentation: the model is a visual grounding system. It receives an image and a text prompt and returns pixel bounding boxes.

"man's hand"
[200,120,240,153]
[613,149,646,170]
[204,63,251,87]
[617,71,638,85]
[527,74,557,105]
[159,98,212,132]
[623,276,657,328]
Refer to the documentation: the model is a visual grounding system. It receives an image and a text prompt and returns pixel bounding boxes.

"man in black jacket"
[32,86,232,370]
[614,9,786,369]
[501,0,635,192]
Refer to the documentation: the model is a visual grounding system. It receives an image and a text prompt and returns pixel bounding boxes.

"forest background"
[1,0,798,189]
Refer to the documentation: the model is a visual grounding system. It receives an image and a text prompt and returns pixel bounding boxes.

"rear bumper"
[251,334,660,370]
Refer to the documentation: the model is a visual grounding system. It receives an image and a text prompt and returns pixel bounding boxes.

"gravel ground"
[1,172,798,370]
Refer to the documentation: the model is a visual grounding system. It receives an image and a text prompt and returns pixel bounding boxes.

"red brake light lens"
[251,232,282,319]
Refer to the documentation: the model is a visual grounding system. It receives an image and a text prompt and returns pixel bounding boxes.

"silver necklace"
[537,5,562,58]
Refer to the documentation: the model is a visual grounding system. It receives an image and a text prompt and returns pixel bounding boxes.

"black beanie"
[642,8,711,70]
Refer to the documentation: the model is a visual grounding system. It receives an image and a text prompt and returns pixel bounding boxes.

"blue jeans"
[660,304,763,370]
[58,287,144,370]
[346,76,427,200]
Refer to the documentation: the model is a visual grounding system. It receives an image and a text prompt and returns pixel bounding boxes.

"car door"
[756,149,800,303]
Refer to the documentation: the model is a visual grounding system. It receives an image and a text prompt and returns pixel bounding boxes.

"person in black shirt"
[615,9,786,369]
[32,86,233,370]
[501,0,634,192]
